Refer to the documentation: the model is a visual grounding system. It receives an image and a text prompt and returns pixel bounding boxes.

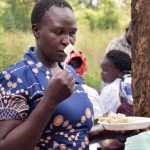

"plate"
[98,117,150,131]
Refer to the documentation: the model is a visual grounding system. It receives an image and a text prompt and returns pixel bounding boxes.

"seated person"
[99,50,133,116]
[90,50,133,150]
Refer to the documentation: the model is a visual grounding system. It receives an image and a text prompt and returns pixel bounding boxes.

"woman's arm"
[89,125,141,142]
[0,98,57,150]
[89,126,121,141]
[0,71,75,150]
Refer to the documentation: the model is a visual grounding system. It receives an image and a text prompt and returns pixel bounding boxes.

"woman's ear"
[32,24,39,39]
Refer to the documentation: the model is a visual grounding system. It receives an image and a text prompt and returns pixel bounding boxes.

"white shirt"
[81,84,103,119]
[99,78,121,115]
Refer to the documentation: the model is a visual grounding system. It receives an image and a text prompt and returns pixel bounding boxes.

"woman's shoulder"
[1,59,27,76]
[105,78,121,88]
[0,60,32,90]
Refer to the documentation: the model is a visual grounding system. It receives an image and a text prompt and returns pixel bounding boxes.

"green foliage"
[74,1,130,31]
[0,0,131,31]
[85,71,101,91]
[83,9,99,31]
[0,30,34,70]
[0,33,5,69]
[96,0,117,29]
[0,0,34,31]
[97,10,119,30]
[82,8,119,31]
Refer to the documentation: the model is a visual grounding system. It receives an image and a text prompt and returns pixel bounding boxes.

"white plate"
[98,117,150,131]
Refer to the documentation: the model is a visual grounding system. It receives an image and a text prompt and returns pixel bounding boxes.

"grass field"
[0,25,123,90]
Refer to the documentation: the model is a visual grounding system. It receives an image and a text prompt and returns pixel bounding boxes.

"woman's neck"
[34,47,63,74]
[34,47,56,67]
[49,65,62,76]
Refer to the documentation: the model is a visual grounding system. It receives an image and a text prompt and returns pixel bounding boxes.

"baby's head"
[101,50,131,83]
[66,50,87,79]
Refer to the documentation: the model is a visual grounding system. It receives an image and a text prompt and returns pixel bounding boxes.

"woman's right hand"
[43,70,75,106]
[117,102,133,116]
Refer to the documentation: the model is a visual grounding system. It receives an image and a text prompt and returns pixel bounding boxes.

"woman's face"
[100,56,121,83]
[33,6,77,64]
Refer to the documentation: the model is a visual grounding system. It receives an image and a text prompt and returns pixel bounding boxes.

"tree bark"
[131,0,150,117]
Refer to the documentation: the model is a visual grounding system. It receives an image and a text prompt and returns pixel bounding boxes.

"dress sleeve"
[0,71,29,121]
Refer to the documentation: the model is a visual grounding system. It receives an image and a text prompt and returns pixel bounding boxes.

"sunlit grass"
[0,25,123,90]
[0,30,34,69]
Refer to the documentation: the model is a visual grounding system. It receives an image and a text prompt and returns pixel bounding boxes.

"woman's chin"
[57,57,66,63]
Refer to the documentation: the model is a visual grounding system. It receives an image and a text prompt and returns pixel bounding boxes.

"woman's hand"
[43,70,75,106]
[117,102,133,116]
[0,71,75,150]
[89,128,143,142]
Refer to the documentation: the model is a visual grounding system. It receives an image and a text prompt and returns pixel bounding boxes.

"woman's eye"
[54,30,63,35]
[102,69,109,73]
[69,31,76,37]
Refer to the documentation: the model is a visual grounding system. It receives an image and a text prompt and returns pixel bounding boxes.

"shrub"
[0,0,33,31]
[97,10,119,30]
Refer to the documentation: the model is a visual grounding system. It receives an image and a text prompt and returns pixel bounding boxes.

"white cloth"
[99,78,121,114]
[82,84,103,119]
[120,74,133,105]
[89,142,101,150]
[82,75,132,119]
[125,131,150,150]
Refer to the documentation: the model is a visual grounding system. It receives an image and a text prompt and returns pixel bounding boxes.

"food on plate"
[98,114,150,130]
[98,112,129,123]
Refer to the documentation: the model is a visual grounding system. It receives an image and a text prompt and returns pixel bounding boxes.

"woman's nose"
[62,35,70,46]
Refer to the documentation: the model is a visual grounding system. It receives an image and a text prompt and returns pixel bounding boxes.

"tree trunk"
[131,0,150,117]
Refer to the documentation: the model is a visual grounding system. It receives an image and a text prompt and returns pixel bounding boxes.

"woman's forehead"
[101,57,117,69]
[101,57,112,65]
[41,6,76,27]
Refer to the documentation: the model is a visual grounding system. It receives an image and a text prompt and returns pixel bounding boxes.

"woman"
[99,50,133,116]
[0,0,93,149]
[89,50,134,150]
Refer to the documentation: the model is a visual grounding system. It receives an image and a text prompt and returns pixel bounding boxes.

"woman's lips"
[57,51,67,58]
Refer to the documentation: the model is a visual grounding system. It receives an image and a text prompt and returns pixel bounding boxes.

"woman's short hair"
[31,0,73,25]
[106,50,131,72]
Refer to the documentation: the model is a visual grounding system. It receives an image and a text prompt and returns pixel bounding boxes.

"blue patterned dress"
[0,47,94,150]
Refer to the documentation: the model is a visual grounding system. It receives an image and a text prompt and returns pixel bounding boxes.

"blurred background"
[0,0,131,90]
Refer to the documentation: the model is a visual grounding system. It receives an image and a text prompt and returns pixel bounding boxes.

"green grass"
[0,25,123,90]
[0,30,34,69]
